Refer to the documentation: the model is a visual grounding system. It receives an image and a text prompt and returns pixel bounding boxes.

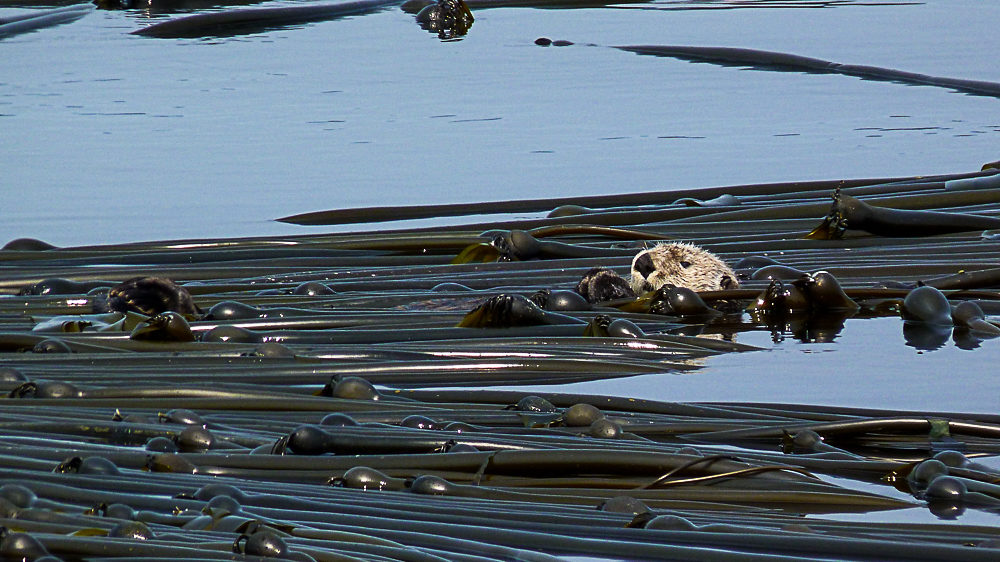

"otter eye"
[634,253,656,278]
[680,261,691,269]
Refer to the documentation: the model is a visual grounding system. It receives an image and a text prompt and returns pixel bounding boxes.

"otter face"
[629,243,738,294]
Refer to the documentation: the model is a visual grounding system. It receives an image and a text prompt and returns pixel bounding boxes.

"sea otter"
[575,243,738,304]
[630,242,738,294]
[101,277,200,317]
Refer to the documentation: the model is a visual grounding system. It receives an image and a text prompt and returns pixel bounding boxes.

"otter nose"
[633,252,655,278]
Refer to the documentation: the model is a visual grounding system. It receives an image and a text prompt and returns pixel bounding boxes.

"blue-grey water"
[3,1,1000,414]
[2,0,998,246]
[4,1,1000,530]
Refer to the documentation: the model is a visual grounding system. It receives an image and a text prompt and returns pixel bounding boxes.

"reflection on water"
[499,316,1000,415]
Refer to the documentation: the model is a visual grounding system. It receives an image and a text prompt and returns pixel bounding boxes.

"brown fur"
[630,243,738,293]
[105,276,199,316]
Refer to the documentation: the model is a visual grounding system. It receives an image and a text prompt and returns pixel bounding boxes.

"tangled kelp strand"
[4,167,1000,558]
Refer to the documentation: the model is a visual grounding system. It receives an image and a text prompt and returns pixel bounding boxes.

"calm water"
[2,0,998,246]
[505,317,1000,415]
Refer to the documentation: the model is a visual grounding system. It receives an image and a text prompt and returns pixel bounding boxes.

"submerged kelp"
[3,166,1000,559]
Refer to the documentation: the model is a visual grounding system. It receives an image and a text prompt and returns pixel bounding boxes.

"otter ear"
[633,252,655,278]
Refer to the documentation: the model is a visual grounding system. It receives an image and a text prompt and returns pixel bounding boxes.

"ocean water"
[1,0,998,246]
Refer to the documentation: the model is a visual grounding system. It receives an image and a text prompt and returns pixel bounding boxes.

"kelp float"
[2,165,1000,559]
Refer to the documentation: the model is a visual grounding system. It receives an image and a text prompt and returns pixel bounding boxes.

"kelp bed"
[3,166,1000,560]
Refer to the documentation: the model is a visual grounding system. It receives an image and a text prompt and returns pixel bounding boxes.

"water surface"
[2,0,998,245]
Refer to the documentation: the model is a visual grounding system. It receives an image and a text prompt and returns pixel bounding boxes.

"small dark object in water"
[175,425,215,452]
[607,318,645,337]
[751,265,808,281]
[202,325,262,343]
[588,418,622,439]
[108,520,153,540]
[459,294,582,327]
[145,436,179,453]
[205,300,260,320]
[443,421,476,432]
[599,495,650,515]
[492,229,542,261]
[20,277,107,296]
[236,528,288,558]
[250,342,296,357]
[333,376,380,400]
[807,187,1000,239]
[0,531,50,560]
[749,279,810,316]
[287,424,330,455]
[131,311,195,342]
[908,459,949,488]
[563,403,604,427]
[195,483,247,502]
[530,288,592,311]
[750,272,858,317]
[334,466,394,491]
[2,238,56,251]
[901,286,952,325]
[415,0,473,39]
[924,476,966,501]
[514,395,557,413]
[160,408,205,426]
[584,315,647,338]
[547,204,592,217]
[206,495,242,515]
[734,255,782,279]
[55,456,120,475]
[799,271,859,312]
[648,285,718,317]
[951,301,1000,335]
[0,368,27,383]
[9,381,81,398]
[534,37,572,47]
[105,276,199,317]
[293,281,335,296]
[576,267,636,304]
[401,415,438,430]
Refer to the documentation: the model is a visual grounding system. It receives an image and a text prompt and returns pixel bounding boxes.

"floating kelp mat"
[2,165,1000,559]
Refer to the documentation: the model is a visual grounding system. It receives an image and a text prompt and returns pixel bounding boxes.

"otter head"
[629,243,738,294]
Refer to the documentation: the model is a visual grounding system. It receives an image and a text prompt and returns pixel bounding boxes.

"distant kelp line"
[3,164,1000,559]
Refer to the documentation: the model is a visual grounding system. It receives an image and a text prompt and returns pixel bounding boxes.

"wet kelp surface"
[4,166,1000,559]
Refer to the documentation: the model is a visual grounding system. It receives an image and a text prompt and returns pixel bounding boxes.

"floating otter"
[630,243,738,294]
[574,243,737,304]
[102,277,200,317]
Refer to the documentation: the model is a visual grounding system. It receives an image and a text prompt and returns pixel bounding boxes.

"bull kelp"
[2,165,1000,560]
